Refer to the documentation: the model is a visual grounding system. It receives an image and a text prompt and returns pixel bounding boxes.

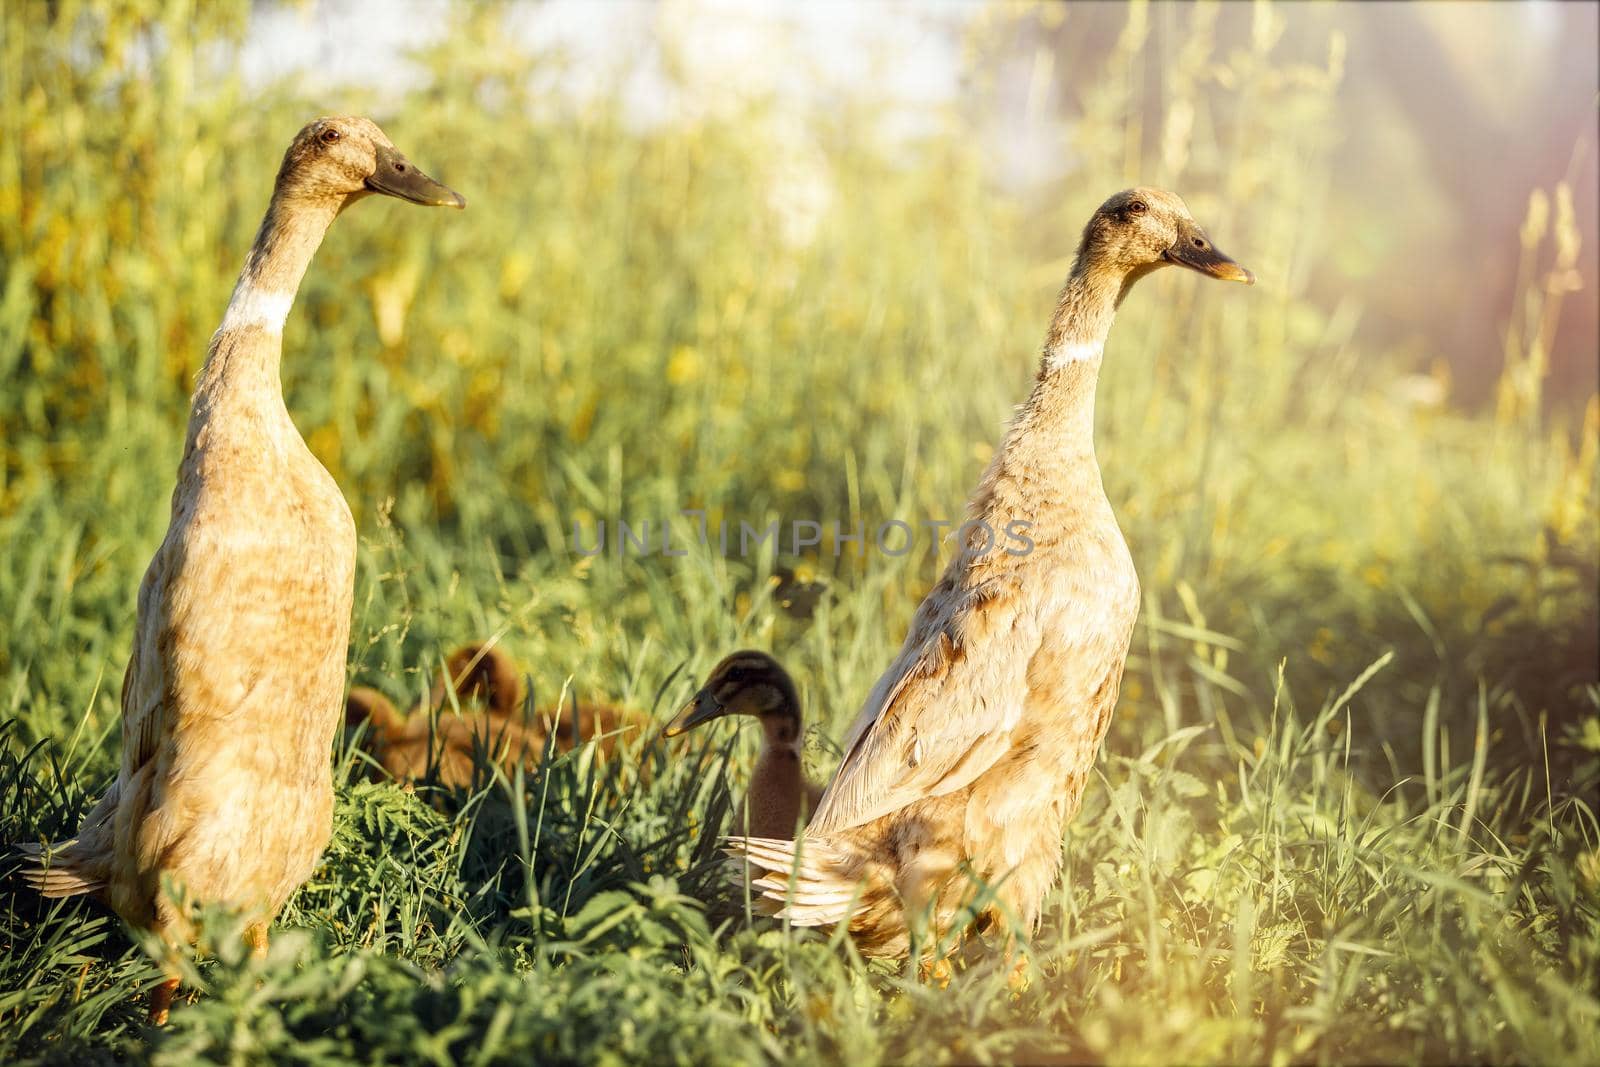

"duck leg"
[910,905,966,989]
[1003,940,1032,995]
[147,975,180,1026]
[245,921,269,959]
[917,953,955,989]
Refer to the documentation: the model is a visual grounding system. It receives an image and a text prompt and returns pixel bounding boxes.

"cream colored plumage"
[727,188,1253,960]
[22,116,462,1022]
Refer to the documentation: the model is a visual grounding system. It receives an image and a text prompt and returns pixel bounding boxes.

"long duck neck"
[193,192,340,419]
[750,692,807,838]
[967,261,1126,537]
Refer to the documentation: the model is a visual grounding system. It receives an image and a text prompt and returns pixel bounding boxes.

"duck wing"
[807,571,1036,834]
[22,545,181,900]
[120,548,178,778]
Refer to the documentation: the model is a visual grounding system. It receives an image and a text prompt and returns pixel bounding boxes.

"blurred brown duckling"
[666,650,825,839]
[346,643,641,788]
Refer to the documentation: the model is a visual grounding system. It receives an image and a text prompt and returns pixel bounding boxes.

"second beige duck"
[728,188,1253,962]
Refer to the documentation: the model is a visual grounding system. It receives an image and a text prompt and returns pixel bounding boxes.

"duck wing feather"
[807,571,1036,834]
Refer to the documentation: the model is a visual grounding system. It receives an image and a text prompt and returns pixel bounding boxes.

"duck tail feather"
[17,841,105,898]
[724,833,862,928]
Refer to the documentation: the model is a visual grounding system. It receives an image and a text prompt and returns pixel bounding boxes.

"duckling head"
[666,650,802,747]
[1076,187,1251,301]
[435,643,525,718]
[275,116,465,211]
[346,685,401,735]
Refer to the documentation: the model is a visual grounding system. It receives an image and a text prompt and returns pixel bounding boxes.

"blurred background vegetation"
[1,1,1596,1064]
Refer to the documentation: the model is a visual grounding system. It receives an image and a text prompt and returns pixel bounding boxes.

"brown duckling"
[666,651,825,840]
[347,643,641,789]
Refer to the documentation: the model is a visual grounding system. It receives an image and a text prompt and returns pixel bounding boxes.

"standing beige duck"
[22,117,463,1023]
[728,188,1252,964]
[665,651,825,839]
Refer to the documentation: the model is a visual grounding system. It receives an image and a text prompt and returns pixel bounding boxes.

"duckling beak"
[1163,223,1253,284]
[665,690,730,737]
[365,145,466,209]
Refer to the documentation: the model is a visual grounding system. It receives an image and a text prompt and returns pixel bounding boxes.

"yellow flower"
[665,344,701,385]
[498,252,533,301]
[775,469,807,492]
[569,393,597,443]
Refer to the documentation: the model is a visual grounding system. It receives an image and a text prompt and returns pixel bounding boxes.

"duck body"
[94,361,358,931]
[23,116,463,1016]
[730,187,1252,958]
[667,651,825,839]
[741,376,1140,955]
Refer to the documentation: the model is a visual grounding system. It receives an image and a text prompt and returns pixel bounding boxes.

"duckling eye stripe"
[220,284,295,334]
[1045,340,1104,368]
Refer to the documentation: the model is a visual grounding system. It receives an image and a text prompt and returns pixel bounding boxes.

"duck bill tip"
[365,145,465,209]
[1216,261,1255,285]
[666,694,728,735]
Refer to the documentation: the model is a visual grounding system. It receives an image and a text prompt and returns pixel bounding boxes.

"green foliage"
[2,1,1597,1064]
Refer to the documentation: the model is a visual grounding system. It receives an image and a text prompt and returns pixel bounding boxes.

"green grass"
[2,2,1598,1063]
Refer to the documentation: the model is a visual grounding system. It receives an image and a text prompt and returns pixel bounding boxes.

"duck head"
[346,685,402,734]
[433,643,525,718]
[275,116,465,211]
[1077,187,1251,302]
[667,650,802,748]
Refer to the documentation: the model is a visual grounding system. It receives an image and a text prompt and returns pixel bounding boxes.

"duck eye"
[1127,200,1147,216]
[319,128,341,145]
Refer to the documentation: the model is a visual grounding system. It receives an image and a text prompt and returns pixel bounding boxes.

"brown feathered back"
[347,644,642,789]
